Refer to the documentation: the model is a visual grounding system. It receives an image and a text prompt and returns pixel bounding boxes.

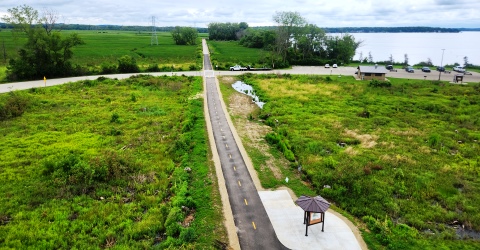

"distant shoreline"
[1,23,478,33]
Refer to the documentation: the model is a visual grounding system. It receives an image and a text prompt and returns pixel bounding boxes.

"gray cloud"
[0,0,479,27]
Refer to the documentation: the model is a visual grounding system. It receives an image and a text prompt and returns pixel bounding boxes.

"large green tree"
[324,34,362,64]
[2,5,84,80]
[171,26,198,45]
[207,22,248,41]
[268,11,361,66]
[273,11,307,64]
[295,24,325,62]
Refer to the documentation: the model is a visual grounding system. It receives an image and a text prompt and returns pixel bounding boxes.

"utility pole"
[438,49,445,81]
[151,16,158,46]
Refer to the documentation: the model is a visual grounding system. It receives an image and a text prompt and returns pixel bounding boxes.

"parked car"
[436,66,445,72]
[229,65,247,71]
[421,67,431,72]
[453,66,465,73]
[325,64,330,68]
[405,66,414,73]
[332,64,338,68]
[386,65,393,70]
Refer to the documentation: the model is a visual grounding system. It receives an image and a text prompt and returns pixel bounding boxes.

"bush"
[101,63,117,74]
[0,92,30,121]
[146,64,160,72]
[42,153,95,191]
[110,113,120,123]
[164,207,183,237]
[179,228,196,243]
[117,55,140,73]
[369,79,391,88]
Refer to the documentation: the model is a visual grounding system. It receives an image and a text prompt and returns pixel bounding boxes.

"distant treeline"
[0,22,208,33]
[2,22,476,33]
[323,27,461,33]
[458,28,480,31]
[236,26,464,33]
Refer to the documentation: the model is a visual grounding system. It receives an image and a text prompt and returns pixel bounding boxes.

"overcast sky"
[1,0,479,28]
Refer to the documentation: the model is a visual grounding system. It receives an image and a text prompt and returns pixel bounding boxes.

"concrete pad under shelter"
[259,190,362,250]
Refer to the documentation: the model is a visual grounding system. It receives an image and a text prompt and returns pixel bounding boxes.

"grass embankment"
[207,41,269,70]
[221,74,480,249]
[0,75,227,248]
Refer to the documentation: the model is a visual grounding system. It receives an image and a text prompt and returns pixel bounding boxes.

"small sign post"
[44,76,46,87]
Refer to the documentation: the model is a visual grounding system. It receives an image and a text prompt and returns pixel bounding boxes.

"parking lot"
[217,66,480,83]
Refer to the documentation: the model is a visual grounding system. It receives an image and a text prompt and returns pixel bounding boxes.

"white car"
[325,64,330,68]
[230,65,247,71]
[453,66,465,73]
[332,64,338,68]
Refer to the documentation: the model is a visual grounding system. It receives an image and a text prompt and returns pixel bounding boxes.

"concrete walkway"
[259,190,363,250]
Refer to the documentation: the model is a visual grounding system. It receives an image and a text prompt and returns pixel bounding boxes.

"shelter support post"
[322,212,325,232]
[305,212,309,236]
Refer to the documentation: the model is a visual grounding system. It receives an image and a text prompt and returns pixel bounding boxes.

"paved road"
[204,49,287,249]
[2,65,477,94]
[215,66,480,83]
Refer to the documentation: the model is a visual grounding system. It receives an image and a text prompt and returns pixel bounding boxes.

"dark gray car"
[421,67,431,72]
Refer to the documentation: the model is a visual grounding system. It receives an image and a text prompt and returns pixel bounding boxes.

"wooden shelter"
[295,195,331,236]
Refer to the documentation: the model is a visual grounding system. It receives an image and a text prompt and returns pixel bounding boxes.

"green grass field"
[0,75,227,248]
[69,31,200,67]
[0,30,207,80]
[207,40,268,70]
[220,74,480,249]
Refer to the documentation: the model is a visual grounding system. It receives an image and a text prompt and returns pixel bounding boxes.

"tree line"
[323,27,460,33]
[0,22,209,33]
[208,12,362,67]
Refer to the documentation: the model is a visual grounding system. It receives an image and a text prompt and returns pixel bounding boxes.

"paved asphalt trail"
[203,51,288,249]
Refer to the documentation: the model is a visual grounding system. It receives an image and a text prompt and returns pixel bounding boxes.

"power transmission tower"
[151,16,158,45]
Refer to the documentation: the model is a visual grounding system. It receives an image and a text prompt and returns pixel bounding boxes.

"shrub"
[164,207,183,237]
[369,79,391,88]
[146,64,160,72]
[0,92,30,121]
[179,228,196,243]
[42,153,95,192]
[117,55,140,73]
[101,63,117,74]
[110,113,120,123]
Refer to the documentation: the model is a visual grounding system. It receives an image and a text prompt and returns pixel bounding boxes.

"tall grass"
[222,74,480,249]
[0,75,227,248]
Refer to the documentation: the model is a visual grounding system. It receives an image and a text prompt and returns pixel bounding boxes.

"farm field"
[0,75,227,248]
[219,74,480,249]
[207,41,268,70]
[0,31,207,81]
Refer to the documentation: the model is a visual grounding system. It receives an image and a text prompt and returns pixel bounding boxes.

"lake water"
[332,32,480,66]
